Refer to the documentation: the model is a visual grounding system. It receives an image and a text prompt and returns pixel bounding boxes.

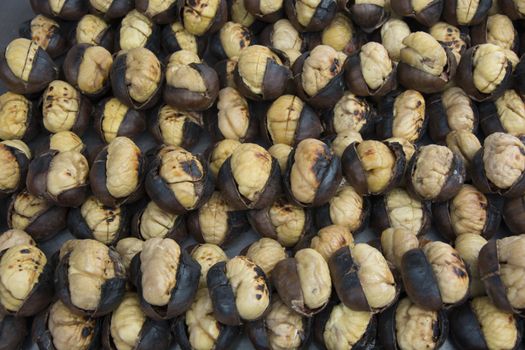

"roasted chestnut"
[471,132,525,198]
[102,292,171,350]
[445,130,482,172]
[208,139,241,177]
[380,18,411,62]
[19,15,67,58]
[503,194,525,234]
[116,10,160,53]
[89,0,134,20]
[215,54,238,88]
[187,191,247,246]
[90,136,146,207]
[471,14,518,52]
[161,22,206,56]
[443,0,491,25]
[111,47,163,110]
[55,239,126,317]
[244,0,284,22]
[377,297,448,350]
[7,190,68,242]
[259,19,303,63]
[0,244,53,316]
[0,229,35,252]
[207,255,270,325]
[0,92,39,142]
[41,80,92,135]
[430,22,468,64]
[74,14,114,51]
[63,44,113,99]
[180,0,228,36]
[32,300,102,350]
[30,0,89,20]
[115,237,144,270]
[272,248,331,316]
[131,200,186,242]
[499,0,525,19]
[390,0,443,26]
[306,224,354,262]
[234,45,291,101]
[0,140,31,198]
[38,131,86,155]
[94,97,146,144]
[0,38,58,94]
[0,314,27,350]
[455,233,488,297]
[284,0,337,32]
[172,288,239,350]
[406,144,466,202]
[380,228,419,270]
[150,104,203,149]
[189,243,227,288]
[324,93,375,139]
[449,296,522,350]
[136,0,178,24]
[245,238,287,276]
[479,89,525,137]
[209,21,253,60]
[284,138,341,207]
[268,143,293,173]
[230,0,257,28]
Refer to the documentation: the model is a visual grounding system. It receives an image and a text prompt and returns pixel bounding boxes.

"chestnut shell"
[0,315,27,350]
[244,0,285,22]
[390,0,443,26]
[19,18,68,58]
[30,0,89,20]
[161,24,207,57]
[150,106,203,149]
[284,0,337,32]
[442,0,492,26]
[93,98,146,143]
[136,0,178,24]
[503,195,525,234]
[478,98,521,136]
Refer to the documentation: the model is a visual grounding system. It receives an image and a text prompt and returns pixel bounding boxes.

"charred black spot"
[255,294,262,300]
[182,160,203,178]
[453,266,467,278]
[330,59,339,74]
[256,284,265,291]
[20,249,30,254]
[432,320,440,340]
[81,327,92,337]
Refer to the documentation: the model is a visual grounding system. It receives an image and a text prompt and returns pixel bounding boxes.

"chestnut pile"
[0,0,525,349]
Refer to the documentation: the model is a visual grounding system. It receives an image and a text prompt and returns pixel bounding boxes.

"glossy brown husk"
[503,195,525,234]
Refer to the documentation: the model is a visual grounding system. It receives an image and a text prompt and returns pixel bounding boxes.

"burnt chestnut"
[430,22,468,65]
[443,0,491,25]
[380,228,420,270]
[90,136,146,207]
[272,248,331,316]
[380,18,411,62]
[41,80,92,135]
[0,244,53,316]
[244,0,284,22]
[284,0,337,32]
[164,50,220,112]
[94,97,146,144]
[63,44,113,99]
[503,194,525,234]
[479,89,525,137]
[377,297,448,350]
[115,237,144,270]
[471,14,518,52]
[74,14,114,51]
[102,292,171,350]
[471,132,525,198]
[189,243,227,288]
[0,92,39,142]
[136,0,178,24]
[259,19,304,64]
[68,195,128,245]
[161,22,206,56]
[150,104,204,149]
[208,139,241,177]
[26,149,89,207]
[180,0,228,36]
[261,94,321,146]
[268,143,293,173]
[146,145,214,215]
[428,86,478,143]
[89,0,134,20]
[187,191,247,246]
[7,190,67,242]
[324,93,375,137]
[32,300,102,350]
[373,188,431,237]
[433,184,502,241]
[284,138,341,207]
[0,314,27,350]
[455,233,488,297]
[131,200,187,242]
[306,224,354,262]
[30,0,88,20]
[172,288,239,350]
[245,238,288,276]
[0,38,58,94]
[246,294,311,350]
[390,0,443,26]
[55,239,126,317]
[210,22,253,60]
[111,47,163,110]
[19,15,67,58]
[0,229,35,252]
[445,130,482,172]
[116,10,160,53]
[406,144,466,202]
[0,140,31,198]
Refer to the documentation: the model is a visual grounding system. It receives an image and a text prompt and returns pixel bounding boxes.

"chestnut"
[151,104,203,149]
[380,18,411,62]
[0,92,39,142]
[180,0,228,36]
[244,0,284,22]
[215,57,238,89]
[26,149,89,208]
[272,248,331,316]
[164,50,220,112]
[131,200,187,242]
[471,14,518,52]
[90,136,146,207]
[172,288,239,350]
[0,244,54,316]
[268,143,293,173]
[372,188,431,237]
[456,44,513,102]
[443,0,491,25]
[30,0,89,20]
[341,0,387,33]
[161,22,206,56]
[398,32,457,93]
[115,237,144,270]
[7,190,68,242]
[37,131,86,156]
[41,80,92,135]
[245,238,288,276]
[479,89,525,137]
[284,138,342,207]
[63,44,113,99]
[406,144,466,202]
[0,229,35,252]
[246,294,311,350]
[187,191,247,246]
[207,256,270,325]
[209,22,253,60]
[102,292,171,350]
[89,0,134,20]
[32,300,102,350]
[292,45,346,109]
[377,297,448,350]
[342,140,406,196]
[189,243,227,288]
[503,194,525,234]
[0,140,31,198]
[68,195,128,245]
[445,130,482,173]
[208,139,241,177]
[390,0,443,26]
[471,132,525,198]
[322,13,362,55]
[429,22,468,65]
[428,86,478,143]
[0,314,27,350]
[74,14,114,51]
[19,15,68,58]
[94,97,146,144]
[380,228,419,270]
[116,10,160,53]
[259,19,304,64]
[324,92,375,137]
[455,233,488,297]
[136,0,178,24]
[0,38,58,95]
[305,224,354,262]
[499,0,525,19]
[284,0,337,32]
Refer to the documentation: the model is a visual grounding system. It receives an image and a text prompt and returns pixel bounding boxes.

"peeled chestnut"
[0,314,27,350]
[284,0,337,32]
[380,228,420,270]
[180,0,228,36]
[90,136,146,207]
[244,0,284,22]
[41,80,92,135]
[503,194,525,234]
[7,190,68,242]
[455,233,488,297]
[162,22,206,56]
[189,243,227,288]
[172,288,239,350]
[443,0,491,25]
[0,92,39,142]
[110,47,163,110]
[94,97,146,144]
[445,130,482,172]
[209,21,253,60]
[406,144,466,202]
[151,104,203,149]
[19,15,67,58]
[0,244,53,316]
[115,237,144,271]
[380,18,411,62]
[208,139,241,177]
[0,140,31,198]
[37,131,86,156]
[136,0,178,23]
[324,92,376,137]
[272,248,331,316]
[304,224,354,262]
[187,191,247,246]
[0,38,58,94]
[479,89,525,137]
[89,0,134,20]
[390,0,443,26]
[471,14,518,52]
[32,300,102,350]
[63,44,113,99]
[131,200,187,242]
[0,229,35,252]
[245,238,288,276]
[259,19,304,63]
[74,14,114,51]
[208,256,270,325]
[430,22,468,64]
[116,10,160,53]
[30,0,89,20]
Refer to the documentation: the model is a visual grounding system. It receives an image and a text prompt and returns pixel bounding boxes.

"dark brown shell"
[503,195,525,234]
[443,0,492,26]
[470,15,519,52]
[150,105,204,149]
[206,261,242,325]
[348,3,388,33]
[499,0,525,20]
[89,0,134,20]
[344,50,397,97]
[244,0,285,22]
[284,0,337,32]
[136,0,178,24]
[516,56,525,96]
[131,202,187,243]
[0,144,30,198]
[0,315,27,350]
[94,98,146,144]
[30,0,89,20]
[390,0,443,26]
[187,208,248,246]
[478,97,524,136]
[19,17,68,58]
